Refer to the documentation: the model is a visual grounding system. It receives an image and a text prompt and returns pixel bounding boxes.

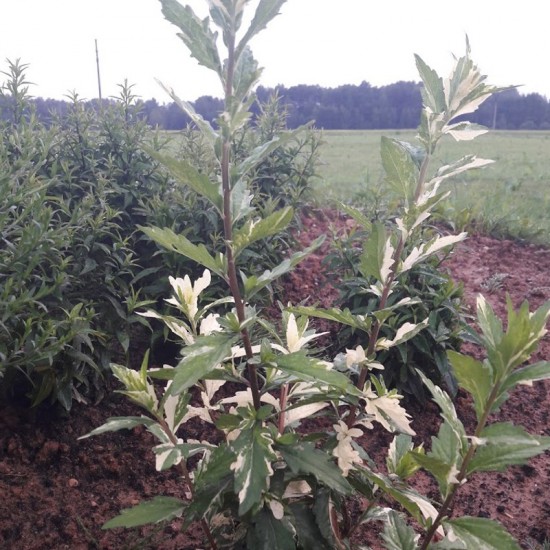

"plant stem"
[157,417,218,550]
[419,381,502,548]
[348,148,432,428]
[220,14,261,411]
[278,383,289,434]
[346,236,405,427]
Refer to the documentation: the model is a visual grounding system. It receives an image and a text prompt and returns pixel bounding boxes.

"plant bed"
[1,215,549,549]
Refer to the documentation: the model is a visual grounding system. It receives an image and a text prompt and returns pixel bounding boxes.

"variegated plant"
[80,1,550,549]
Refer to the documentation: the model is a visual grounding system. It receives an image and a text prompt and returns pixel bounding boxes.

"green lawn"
[314,130,550,244]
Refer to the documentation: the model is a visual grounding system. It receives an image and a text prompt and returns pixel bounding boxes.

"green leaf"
[415,54,446,113]
[503,361,550,392]
[233,45,262,101]
[159,0,222,76]
[288,305,372,333]
[359,222,392,283]
[448,350,492,422]
[236,0,287,61]
[278,442,353,495]
[468,422,550,474]
[233,206,293,258]
[78,416,155,439]
[230,177,254,223]
[139,225,226,279]
[477,296,550,378]
[247,508,296,550]
[381,137,418,204]
[386,435,422,480]
[430,537,466,549]
[475,294,504,355]
[417,370,467,451]
[145,148,222,211]
[274,352,359,394]
[157,82,218,144]
[103,496,185,529]
[171,333,235,395]
[410,448,457,500]
[445,517,521,550]
[360,467,436,528]
[288,503,333,550]
[243,235,325,299]
[187,444,234,523]
[381,510,419,550]
[231,423,277,515]
[338,202,372,230]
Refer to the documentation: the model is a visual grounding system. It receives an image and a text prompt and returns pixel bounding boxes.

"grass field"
[314,130,550,244]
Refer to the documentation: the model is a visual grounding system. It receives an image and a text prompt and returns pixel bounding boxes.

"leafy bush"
[0,61,99,407]
[0,56,322,407]
[81,2,550,549]
[0,66,165,408]
[326,222,466,400]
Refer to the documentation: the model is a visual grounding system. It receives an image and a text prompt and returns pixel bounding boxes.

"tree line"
[3,81,550,130]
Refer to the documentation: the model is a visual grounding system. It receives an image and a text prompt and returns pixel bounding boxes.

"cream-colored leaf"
[380,237,395,284]
[365,395,415,435]
[199,313,222,335]
[284,402,328,426]
[283,480,312,499]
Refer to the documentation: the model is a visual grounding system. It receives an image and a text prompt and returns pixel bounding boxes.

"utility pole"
[95,39,103,103]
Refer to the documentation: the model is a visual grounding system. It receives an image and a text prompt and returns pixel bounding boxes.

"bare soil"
[1,209,549,549]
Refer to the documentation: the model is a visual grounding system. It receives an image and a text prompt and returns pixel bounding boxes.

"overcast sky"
[1,1,548,103]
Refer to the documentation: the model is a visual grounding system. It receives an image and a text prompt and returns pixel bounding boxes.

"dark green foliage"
[0,69,168,409]
[0,61,321,409]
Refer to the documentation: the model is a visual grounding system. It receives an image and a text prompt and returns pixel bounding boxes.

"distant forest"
[7,81,550,130]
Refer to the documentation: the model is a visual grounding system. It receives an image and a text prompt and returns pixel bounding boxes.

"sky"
[1,1,549,103]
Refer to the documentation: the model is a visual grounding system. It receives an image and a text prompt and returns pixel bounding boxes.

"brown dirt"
[1,209,550,549]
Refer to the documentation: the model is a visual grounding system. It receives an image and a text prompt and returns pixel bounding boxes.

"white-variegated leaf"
[443,121,488,141]
[365,393,415,436]
[381,510,420,550]
[78,416,155,440]
[230,424,276,515]
[103,496,186,529]
[444,517,521,550]
[429,155,494,188]
[377,319,428,351]
[415,54,446,114]
[468,422,550,474]
[400,234,466,274]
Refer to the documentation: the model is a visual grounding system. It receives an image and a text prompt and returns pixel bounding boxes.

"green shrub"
[0,61,322,408]
[326,223,465,400]
[0,67,163,408]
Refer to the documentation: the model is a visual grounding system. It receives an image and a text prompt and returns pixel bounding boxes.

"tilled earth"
[1,209,550,549]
